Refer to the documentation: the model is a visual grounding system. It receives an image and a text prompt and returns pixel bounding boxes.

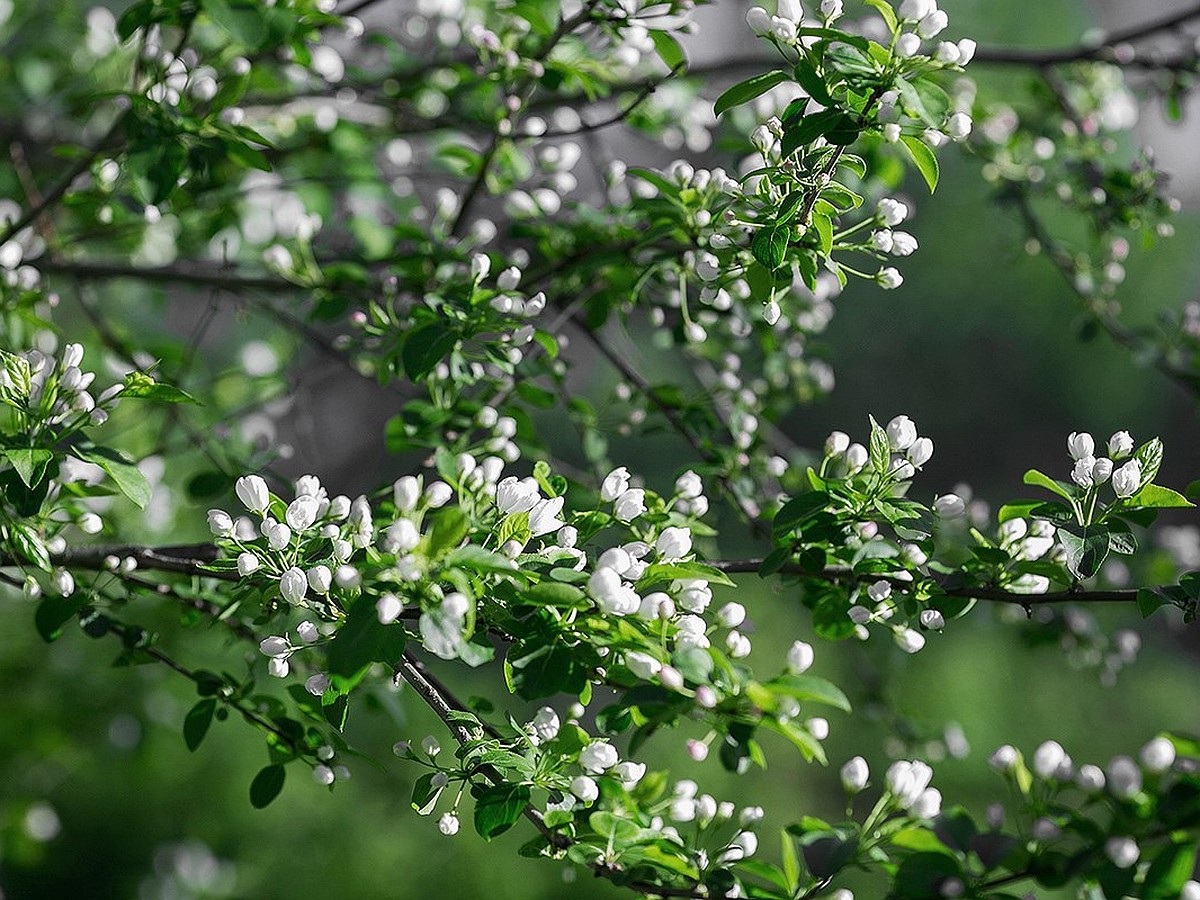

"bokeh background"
[3,0,1200,897]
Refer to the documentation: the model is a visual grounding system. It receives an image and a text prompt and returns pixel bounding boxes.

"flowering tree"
[3,0,1200,897]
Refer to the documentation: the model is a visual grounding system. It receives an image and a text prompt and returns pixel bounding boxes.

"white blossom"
[1105,836,1139,869]
[579,740,619,773]
[1112,459,1142,498]
[280,567,307,604]
[656,526,692,560]
[1067,431,1095,461]
[1108,431,1134,459]
[886,415,918,451]
[528,496,565,536]
[886,760,933,808]
[1139,737,1176,773]
[601,466,631,502]
[787,640,814,673]
[841,756,869,793]
[207,509,234,536]
[571,775,599,802]
[532,706,560,742]
[237,552,260,576]
[614,488,646,521]
[235,475,270,513]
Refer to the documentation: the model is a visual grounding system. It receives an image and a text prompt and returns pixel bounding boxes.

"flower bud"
[1108,431,1134,459]
[235,475,270,513]
[1112,460,1142,499]
[377,592,403,625]
[745,6,772,34]
[259,635,290,657]
[571,775,598,802]
[307,565,332,594]
[305,673,331,696]
[841,756,869,793]
[1139,737,1176,774]
[1107,754,1142,798]
[237,552,260,576]
[280,567,307,604]
[655,526,692,560]
[207,509,235,537]
[393,476,420,511]
[787,640,814,673]
[1067,431,1095,461]
[886,415,918,451]
[1105,836,1139,869]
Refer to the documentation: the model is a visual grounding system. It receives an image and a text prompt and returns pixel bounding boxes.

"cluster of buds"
[1066,430,1141,497]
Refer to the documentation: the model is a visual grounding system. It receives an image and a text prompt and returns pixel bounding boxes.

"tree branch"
[708,558,1139,605]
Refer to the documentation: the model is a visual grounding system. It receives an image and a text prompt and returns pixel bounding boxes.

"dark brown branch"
[708,558,1138,605]
[1007,189,1200,398]
[0,542,233,581]
[972,2,1200,67]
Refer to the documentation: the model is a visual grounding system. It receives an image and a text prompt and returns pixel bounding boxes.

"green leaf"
[205,0,269,48]
[402,321,460,381]
[122,371,199,404]
[766,673,852,711]
[714,70,789,117]
[1143,841,1197,899]
[0,349,31,406]
[868,415,891,475]
[895,76,950,128]
[7,521,51,571]
[865,0,899,32]
[899,135,939,192]
[812,213,833,254]
[1129,484,1194,509]
[1057,529,1109,580]
[4,448,53,489]
[894,852,962,899]
[34,593,87,642]
[74,445,151,509]
[444,545,517,573]
[1023,469,1075,502]
[1135,438,1164,486]
[326,596,407,689]
[751,226,789,270]
[183,699,217,751]
[1137,587,1171,619]
[650,30,686,70]
[496,510,531,547]
[521,581,589,608]
[773,491,831,537]
[427,507,470,555]
[410,772,444,815]
[637,562,736,588]
[249,764,286,808]
[473,782,530,840]
[792,58,834,107]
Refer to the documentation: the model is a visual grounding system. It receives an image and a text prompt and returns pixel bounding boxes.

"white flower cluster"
[893,0,974,67]
[987,735,1184,868]
[473,254,549,367]
[1066,429,1141,497]
[822,413,933,480]
[991,735,1177,798]
[886,759,941,818]
[996,516,1057,594]
[0,343,123,429]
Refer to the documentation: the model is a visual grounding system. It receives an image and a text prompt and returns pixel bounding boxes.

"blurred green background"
[3,1,1200,898]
